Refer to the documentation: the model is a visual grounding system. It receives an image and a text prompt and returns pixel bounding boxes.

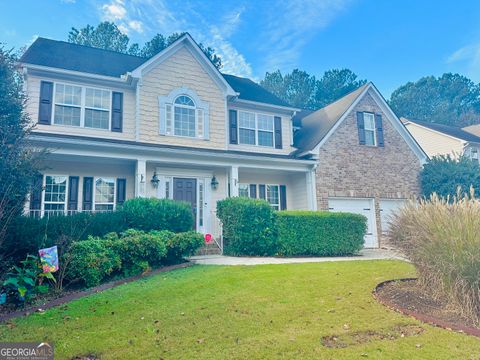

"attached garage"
[328,198,378,248]
[379,199,406,234]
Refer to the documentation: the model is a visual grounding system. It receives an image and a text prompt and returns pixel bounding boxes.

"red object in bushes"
[204,234,212,243]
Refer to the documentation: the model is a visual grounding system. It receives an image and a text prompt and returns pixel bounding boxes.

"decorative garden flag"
[38,246,59,273]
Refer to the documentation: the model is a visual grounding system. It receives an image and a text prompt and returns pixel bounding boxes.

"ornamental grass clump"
[389,189,480,325]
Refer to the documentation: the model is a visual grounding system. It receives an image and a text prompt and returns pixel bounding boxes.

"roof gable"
[131,33,236,96]
[293,83,427,163]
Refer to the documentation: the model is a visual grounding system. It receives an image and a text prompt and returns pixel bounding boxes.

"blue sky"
[1,0,480,97]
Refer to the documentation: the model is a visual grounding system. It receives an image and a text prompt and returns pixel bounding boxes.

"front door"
[173,178,197,228]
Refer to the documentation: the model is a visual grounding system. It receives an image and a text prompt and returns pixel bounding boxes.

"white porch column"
[135,159,147,198]
[230,165,239,197]
[306,168,318,210]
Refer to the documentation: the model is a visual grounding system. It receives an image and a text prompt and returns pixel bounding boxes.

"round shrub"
[165,231,204,263]
[120,198,194,232]
[217,197,277,256]
[276,211,366,256]
[65,239,121,287]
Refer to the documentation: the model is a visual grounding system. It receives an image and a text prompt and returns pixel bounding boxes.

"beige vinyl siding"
[228,107,295,154]
[139,47,226,149]
[405,122,465,158]
[25,74,136,140]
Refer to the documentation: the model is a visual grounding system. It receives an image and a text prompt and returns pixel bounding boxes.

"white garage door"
[328,198,377,248]
[380,199,406,234]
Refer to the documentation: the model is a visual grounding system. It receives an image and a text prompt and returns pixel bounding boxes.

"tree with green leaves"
[389,73,480,127]
[420,155,480,199]
[261,68,366,110]
[0,47,44,248]
[68,22,222,69]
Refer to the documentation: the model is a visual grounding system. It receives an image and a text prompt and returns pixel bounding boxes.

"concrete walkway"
[189,248,406,266]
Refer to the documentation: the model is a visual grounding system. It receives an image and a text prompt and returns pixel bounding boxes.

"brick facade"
[315,90,422,246]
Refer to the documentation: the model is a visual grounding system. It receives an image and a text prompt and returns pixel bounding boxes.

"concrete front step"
[196,243,222,256]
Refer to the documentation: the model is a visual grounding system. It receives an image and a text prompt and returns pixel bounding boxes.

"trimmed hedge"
[3,198,194,262]
[217,198,367,257]
[121,198,194,232]
[276,211,366,256]
[64,229,203,287]
[217,197,277,256]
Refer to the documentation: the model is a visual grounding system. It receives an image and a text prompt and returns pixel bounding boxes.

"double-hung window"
[54,84,82,126]
[85,88,110,129]
[266,185,280,210]
[94,177,115,211]
[43,175,68,215]
[238,111,275,147]
[239,111,256,145]
[238,183,250,197]
[363,112,376,146]
[53,82,111,130]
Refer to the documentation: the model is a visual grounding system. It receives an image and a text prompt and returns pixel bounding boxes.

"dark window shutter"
[375,114,384,147]
[38,81,53,125]
[83,177,93,211]
[249,184,257,198]
[111,92,123,132]
[116,178,126,205]
[68,176,79,211]
[30,174,43,210]
[280,185,287,210]
[274,116,282,149]
[259,184,266,200]
[356,112,366,145]
[229,109,238,144]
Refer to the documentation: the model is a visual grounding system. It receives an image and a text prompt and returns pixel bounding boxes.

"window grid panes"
[266,185,280,210]
[44,176,67,214]
[239,111,256,145]
[363,113,376,146]
[238,183,249,197]
[94,177,115,211]
[174,95,196,137]
[85,88,110,130]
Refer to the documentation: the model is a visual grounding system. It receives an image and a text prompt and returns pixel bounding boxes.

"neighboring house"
[19,33,427,249]
[403,118,480,160]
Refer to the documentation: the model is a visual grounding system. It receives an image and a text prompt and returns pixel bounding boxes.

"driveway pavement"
[189,248,406,266]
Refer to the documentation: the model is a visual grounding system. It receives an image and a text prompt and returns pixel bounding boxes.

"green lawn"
[1,261,479,359]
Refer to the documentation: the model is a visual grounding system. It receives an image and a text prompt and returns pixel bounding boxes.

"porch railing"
[28,209,114,218]
[211,210,223,253]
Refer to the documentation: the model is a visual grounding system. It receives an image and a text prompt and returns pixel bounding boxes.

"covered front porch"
[27,133,317,251]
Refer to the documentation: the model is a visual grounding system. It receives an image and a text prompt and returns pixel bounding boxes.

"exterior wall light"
[211,175,219,190]
[151,171,160,188]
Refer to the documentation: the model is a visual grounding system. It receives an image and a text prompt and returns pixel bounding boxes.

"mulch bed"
[0,262,193,323]
[374,278,480,337]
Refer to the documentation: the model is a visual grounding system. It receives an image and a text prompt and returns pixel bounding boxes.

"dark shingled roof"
[20,37,291,108]
[404,118,480,143]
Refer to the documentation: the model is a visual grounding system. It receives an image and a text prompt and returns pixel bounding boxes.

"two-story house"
[19,33,427,249]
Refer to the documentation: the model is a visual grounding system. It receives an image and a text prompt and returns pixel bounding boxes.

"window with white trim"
[238,183,250,197]
[43,175,68,214]
[94,177,115,211]
[363,112,376,146]
[54,84,81,126]
[174,95,196,137]
[238,111,275,147]
[266,185,280,210]
[53,82,111,130]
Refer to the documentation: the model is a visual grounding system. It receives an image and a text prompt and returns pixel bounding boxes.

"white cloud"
[101,0,144,34]
[447,43,480,81]
[258,0,353,72]
[128,20,144,33]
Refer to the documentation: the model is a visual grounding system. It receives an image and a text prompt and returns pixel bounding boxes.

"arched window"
[174,95,196,137]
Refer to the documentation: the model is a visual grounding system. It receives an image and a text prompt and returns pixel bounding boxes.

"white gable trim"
[130,33,236,97]
[307,83,428,164]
